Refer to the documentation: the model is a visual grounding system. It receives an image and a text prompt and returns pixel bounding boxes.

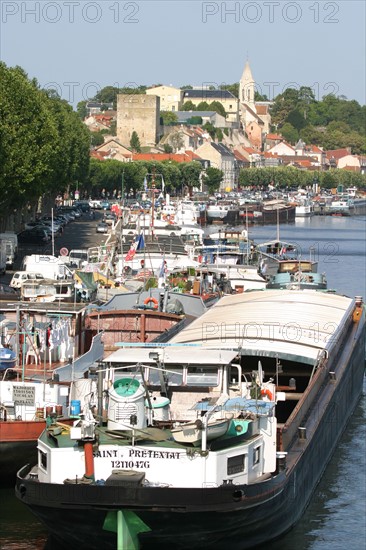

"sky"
[0,0,365,107]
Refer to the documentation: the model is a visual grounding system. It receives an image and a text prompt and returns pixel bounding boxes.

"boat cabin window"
[39,450,47,471]
[253,446,261,465]
[165,367,184,386]
[227,454,246,475]
[229,364,242,386]
[55,284,71,295]
[147,366,184,387]
[186,366,218,386]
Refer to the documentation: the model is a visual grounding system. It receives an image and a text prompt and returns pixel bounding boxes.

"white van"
[68,249,89,269]
[22,254,72,280]
[10,271,44,289]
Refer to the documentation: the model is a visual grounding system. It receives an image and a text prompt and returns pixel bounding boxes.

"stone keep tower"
[117,94,160,148]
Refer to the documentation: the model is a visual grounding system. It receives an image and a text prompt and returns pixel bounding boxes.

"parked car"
[89,199,102,209]
[96,222,109,234]
[100,200,111,210]
[104,213,117,225]
[73,200,91,213]
[18,228,50,245]
[0,283,19,301]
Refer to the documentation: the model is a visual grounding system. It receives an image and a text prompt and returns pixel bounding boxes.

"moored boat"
[15,291,365,549]
[266,260,327,290]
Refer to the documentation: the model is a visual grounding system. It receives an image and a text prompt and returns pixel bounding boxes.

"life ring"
[261,389,273,401]
[144,297,158,309]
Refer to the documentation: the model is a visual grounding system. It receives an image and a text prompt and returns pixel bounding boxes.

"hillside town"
[84,61,365,192]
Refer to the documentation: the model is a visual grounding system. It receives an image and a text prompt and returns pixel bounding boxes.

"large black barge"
[16,291,366,549]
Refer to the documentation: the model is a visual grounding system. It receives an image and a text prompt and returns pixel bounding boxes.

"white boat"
[171,417,231,445]
[20,278,76,302]
[295,198,314,217]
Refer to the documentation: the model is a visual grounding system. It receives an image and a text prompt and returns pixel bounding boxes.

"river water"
[1,215,365,550]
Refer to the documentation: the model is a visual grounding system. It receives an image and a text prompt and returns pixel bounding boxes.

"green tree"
[160,111,178,125]
[187,116,203,125]
[169,131,184,152]
[254,91,269,101]
[181,100,196,111]
[110,120,117,136]
[299,125,323,145]
[202,122,216,140]
[130,131,141,152]
[76,100,88,119]
[163,144,173,153]
[204,167,223,193]
[196,101,210,111]
[94,86,120,106]
[90,131,105,147]
[0,63,58,211]
[280,122,299,144]
[0,63,90,214]
[209,101,226,118]
[180,162,202,190]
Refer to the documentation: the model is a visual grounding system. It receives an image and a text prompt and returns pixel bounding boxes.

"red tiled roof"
[90,151,107,160]
[266,133,283,140]
[233,150,248,161]
[94,114,113,121]
[280,155,317,163]
[184,150,201,160]
[256,105,268,115]
[132,153,192,163]
[308,145,323,153]
[325,148,351,160]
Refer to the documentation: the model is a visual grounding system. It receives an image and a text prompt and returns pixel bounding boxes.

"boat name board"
[12,385,36,406]
[94,447,182,469]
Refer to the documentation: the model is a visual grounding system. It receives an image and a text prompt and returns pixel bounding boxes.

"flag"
[143,176,148,192]
[125,244,136,261]
[161,175,165,193]
[136,232,145,250]
[125,232,144,261]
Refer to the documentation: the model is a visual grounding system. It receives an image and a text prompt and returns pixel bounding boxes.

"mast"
[276,206,280,242]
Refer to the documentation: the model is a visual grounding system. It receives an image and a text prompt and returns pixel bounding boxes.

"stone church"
[239,61,271,151]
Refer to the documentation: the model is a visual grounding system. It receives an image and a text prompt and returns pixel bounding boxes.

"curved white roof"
[170,290,355,365]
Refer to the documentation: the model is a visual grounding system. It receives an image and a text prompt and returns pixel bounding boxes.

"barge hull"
[16,329,365,549]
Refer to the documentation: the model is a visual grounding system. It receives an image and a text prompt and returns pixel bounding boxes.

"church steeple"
[239,60,255,107]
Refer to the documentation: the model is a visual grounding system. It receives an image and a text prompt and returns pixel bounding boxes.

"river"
[1,215,365,549]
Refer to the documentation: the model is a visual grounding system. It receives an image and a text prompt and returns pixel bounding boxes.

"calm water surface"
[1,216,365,549]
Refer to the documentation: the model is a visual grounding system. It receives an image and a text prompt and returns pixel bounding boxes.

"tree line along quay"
[1,62,366,234]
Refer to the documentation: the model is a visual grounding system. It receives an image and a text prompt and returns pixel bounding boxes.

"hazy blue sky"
[1,0,365,106]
